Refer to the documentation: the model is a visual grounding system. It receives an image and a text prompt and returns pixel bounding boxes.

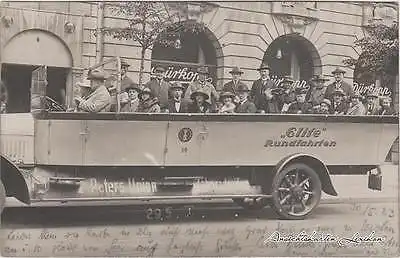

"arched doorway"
[263,34,321,83]
[1,29,73,112]
[150,22,222,89]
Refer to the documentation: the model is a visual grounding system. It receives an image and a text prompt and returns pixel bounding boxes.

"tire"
[270,163,322,220]
[232,197,271,210]
[0,180,5,214]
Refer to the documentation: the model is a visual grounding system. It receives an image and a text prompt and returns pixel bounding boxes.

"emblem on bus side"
[178,128,193,143]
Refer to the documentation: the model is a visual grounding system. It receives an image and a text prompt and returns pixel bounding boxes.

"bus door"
[163,114,204,166]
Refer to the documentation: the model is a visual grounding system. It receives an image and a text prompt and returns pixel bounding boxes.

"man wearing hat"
[378,96,396,116]
[346,91,366,115]
[307,74,329,107]
[184,66,219,108]
[145,66,171,111]
[330,88,348,115]
[235,84,257,113]
[325,67,354,100]
[276,75,296,113]
[138,87,161,113]
[167,82,189,113]
[222,67,248,96]
[286,87,313,114]
[120,83,141,112]
[188,88,212,113]
[365,91,380,115]
[250,63,280,113]
[75,69,111,112]
[318,99,332,114]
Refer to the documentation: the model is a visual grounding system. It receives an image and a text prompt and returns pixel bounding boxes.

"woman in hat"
[318,99,331,114]
[137,87,161,113]
[218,92,236,113]
[235,84,257,113]
[184,66,218,109]
[378,96,396,116]
[330,88,348,115]
[188,88,212,113]
[346,92,366,115]
[120,83,141,112]
[168,82,189,113]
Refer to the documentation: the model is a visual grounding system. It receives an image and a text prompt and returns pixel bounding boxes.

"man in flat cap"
[286,87,313,114]
[145,66,171,111]
[325,67,354,100]
[75,69,111,112]
[250,63,280,113]
[184,66,219,109]
[223,67,248,96]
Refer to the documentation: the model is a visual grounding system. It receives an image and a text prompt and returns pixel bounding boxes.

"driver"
[74,69,111,113]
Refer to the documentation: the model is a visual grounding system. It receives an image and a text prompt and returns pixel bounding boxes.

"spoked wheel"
[233,197,270,210]
[271,163,321,220]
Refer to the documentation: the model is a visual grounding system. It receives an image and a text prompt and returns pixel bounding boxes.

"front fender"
[273,153,338,196]
[1,155,31,204]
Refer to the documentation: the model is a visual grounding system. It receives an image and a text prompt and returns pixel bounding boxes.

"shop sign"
[151,63,216,84]
[353,83,392,97]
[270,75,310,89]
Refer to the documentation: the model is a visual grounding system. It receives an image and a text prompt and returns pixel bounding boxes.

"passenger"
[0,80,7,113]
[235,84,257,113]
[276,75,295,113]
[167,82,189,113]
[184,66,219,109]
[365,91,380,115]
[250,63,280,113]
[188,89,212,113]
[138,87,161,113]
[218,92,236,113]
[317,99,331,114]
[120,83,141,112]
[222,67,247,96]
[145,66,171,111]
[215,101,223,113]
[287,88,313,114]
[74,69,111,112]
[307,75,329,106]
[324,67,354,101]
[330,89,348,115]
[378,96,396,116]
[346,92,366,115]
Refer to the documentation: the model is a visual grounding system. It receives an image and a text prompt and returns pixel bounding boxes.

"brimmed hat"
[170,82,185,91]
[197,66,209,74]
[120,59,130,67]
[190,89,209,100]
[331,67,346,74]
[366,91,379,98]
[220,91,235,100]
[311,74,329,82]
[236,84,250,92]
[257,63,271,71]
[351,91,363,99]
[332,88,345,96]
[87,69,106,81]
[295,87,308,95]
[154,66,166,73]
[229,67,244,74]
[124,83,141,93]
[139,87,153,97]
[321,99,331,107]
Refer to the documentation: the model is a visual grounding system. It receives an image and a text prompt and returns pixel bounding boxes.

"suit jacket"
[330,101,349,115]
[120,99,140,112]
[307,87,327,106]
[365,102,381,115]
[187,102,212,113]
[168,99,189,113]
[287,102,313,114]
[325,81,354,99]
[78,85,111,113]
[184,80,218,105]
[235,99,257,113]
[145,79,171,109]
[346,102,366,115]
[379,107,396,116]
[250,79,280,113]
[222,80,248,95]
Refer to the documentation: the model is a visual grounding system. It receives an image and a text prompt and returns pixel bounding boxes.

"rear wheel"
[233,197,270,210]
[271,163,322,220]
[0,181,5,214]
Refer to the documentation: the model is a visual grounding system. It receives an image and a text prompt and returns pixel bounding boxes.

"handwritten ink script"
[1,202,398,256]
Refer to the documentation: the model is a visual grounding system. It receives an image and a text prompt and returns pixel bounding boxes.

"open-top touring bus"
[0,59,398,220]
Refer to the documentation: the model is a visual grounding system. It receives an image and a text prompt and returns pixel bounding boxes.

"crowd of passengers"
[73,60,397,116]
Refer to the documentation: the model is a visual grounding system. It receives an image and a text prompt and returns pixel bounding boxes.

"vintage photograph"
[0,0,399,256]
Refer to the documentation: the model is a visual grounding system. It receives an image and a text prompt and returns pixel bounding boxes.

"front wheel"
[271,163,322,220]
